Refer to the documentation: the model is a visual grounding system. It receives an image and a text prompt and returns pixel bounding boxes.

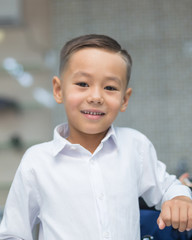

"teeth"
[83,111,104,115]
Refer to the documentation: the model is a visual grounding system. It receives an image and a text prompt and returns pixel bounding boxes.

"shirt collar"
[52,123,118,156]
[52,123,69,156]
[101,124,117,146]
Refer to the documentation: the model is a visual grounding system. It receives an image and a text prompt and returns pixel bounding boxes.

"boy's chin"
[81,127,109,136]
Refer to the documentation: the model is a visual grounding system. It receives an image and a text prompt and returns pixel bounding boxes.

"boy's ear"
[52,76,63,104]
[120,88,132,112]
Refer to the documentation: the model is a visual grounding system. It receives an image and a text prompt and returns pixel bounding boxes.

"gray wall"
[51,0,192,174]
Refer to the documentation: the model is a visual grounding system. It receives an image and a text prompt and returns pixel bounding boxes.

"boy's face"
[53,48,132,140]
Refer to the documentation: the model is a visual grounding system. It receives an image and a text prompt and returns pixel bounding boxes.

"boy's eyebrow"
[72,71,122,85]
[72,71,92,79]
[105,76,122,85]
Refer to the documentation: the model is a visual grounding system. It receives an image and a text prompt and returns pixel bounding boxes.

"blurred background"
[0,0,192,220]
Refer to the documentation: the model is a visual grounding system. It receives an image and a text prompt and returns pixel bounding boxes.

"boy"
[0,34,191,240]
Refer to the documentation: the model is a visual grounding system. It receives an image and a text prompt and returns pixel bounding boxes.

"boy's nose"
[87,88,104,104]
[87,96,104,104]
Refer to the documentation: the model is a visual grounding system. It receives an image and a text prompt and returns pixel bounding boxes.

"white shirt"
[0,124,191,240]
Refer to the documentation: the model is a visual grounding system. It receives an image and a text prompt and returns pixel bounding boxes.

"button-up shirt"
[0,124,191,240]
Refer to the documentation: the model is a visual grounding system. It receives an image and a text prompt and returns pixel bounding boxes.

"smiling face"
[53,48,132,144]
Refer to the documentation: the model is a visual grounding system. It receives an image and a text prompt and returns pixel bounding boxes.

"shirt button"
[70,146,76,150]
[98,193,104,200]
[103,232,110,239]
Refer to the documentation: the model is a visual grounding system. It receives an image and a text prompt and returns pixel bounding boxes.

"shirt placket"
[90,156,111,240]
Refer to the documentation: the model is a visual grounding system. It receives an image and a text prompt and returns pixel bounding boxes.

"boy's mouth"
[80,110,105,116]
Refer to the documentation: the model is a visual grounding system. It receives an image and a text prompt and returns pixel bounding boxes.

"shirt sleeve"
[0,151,40,240]
[139,138,192,210]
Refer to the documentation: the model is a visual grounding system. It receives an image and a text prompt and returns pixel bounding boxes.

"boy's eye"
[104,86,117,91]
[76,82,89,87]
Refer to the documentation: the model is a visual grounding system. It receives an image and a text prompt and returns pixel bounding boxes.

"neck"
[67,130,108,154]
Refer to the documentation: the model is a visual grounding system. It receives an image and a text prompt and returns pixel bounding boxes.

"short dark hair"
[59,34,132,86]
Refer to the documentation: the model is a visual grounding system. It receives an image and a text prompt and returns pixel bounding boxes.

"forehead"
[66,48,127,76]
[69,47,125,62]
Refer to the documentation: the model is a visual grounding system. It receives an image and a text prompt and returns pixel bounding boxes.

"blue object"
[140,209,189,240]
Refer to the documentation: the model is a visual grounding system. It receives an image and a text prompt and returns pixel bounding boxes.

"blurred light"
[3,57,24,77]
[16,72,33,87]
[3,58,18,71]
[3,57,33,87]
[8,63,23,77]
[33,87,55,108]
